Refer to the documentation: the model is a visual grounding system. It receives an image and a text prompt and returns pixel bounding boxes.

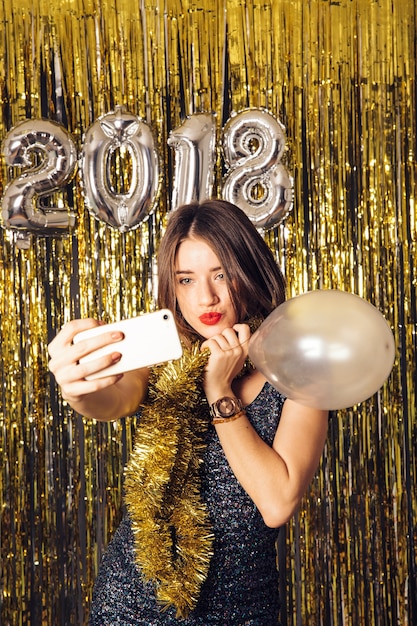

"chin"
[202,323,232,338]
[194,324,218,339]
[199,328,217,340]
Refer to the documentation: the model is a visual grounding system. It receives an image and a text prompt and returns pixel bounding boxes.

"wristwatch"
[210,396,244,424]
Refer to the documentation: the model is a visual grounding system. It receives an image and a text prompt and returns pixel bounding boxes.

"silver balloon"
[222,108,293,230]
[248,290,396,410]
[168,113,216,210]
[80,107,161,231]
[1,119,77,234]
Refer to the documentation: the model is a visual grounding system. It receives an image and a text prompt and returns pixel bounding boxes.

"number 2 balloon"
[248,290,396,410]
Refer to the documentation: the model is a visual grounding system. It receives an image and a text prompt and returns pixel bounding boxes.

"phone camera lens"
[163,313,169,320]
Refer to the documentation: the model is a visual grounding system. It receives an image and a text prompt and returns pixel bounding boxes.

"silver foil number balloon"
[1,119,77,235]
[248,290,396,410]
[80,107,161,231]
[168,113,216,210]
[222,108,293,230]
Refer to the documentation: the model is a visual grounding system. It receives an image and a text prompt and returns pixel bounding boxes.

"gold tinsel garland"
[124,344,214,618]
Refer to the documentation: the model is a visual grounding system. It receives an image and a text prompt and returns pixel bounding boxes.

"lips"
[199,312,223,326]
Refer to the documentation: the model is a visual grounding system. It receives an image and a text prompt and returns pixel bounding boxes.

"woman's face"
[174,236,238,339]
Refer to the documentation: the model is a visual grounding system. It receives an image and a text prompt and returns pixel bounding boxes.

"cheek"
[175,291,192,318]
[224,286,238,315]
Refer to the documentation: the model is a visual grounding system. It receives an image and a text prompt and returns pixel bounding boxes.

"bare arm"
[48,319,148,421]
[202,324,328,527]
[212,400,328,527]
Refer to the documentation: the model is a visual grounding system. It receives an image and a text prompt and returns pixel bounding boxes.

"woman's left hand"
[201,323,250,404]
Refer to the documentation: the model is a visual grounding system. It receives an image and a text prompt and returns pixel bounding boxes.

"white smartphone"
[72,309,183,380]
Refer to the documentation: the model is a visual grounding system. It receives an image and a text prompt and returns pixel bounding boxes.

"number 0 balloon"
[80,107,161,231]
[248,290,396,410]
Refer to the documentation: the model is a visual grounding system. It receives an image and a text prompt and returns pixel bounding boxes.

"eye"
[215,272,225,280]
[178,276,192,285]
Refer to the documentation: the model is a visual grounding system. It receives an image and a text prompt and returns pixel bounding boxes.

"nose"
[198,279,219,306]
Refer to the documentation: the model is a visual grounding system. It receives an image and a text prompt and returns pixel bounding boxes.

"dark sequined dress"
[89,383,285,625]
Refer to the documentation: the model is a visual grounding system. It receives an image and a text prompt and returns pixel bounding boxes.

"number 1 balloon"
[168,113,216,210]
[248,290,396,410]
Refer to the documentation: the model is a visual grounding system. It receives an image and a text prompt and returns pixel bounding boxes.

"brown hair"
[157,199,286,342]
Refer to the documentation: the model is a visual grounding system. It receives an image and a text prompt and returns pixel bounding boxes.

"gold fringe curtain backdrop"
[0,1,416,624]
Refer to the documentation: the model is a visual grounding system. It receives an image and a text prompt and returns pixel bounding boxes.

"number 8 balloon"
[222,108,293,230]
[248,290,396,410]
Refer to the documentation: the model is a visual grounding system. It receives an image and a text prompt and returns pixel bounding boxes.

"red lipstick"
[199,312,222,326]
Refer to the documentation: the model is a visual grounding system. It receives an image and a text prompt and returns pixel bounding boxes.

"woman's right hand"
[48,319,148,420]
[48,318,124,401]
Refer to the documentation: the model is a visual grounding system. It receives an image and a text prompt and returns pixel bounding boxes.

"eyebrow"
[175,266,223,275]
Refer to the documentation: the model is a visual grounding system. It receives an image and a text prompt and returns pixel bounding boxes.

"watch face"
[216,397,236,417]
[211,396,242,418]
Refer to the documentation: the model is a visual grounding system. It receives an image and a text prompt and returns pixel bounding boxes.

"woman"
[48,200,328,625]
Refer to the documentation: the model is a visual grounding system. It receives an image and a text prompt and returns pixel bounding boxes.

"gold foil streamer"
[0,1,416,624]
[124,345,212,618]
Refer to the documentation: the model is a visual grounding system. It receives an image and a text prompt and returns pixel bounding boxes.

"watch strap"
[211,409,246,425]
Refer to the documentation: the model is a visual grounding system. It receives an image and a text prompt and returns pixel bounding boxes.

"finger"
[74,350,122,380]
[220,327,241,346]
[48,318,101,356]
[50,348,122,389]
[202,333,233,353]
[60,371,124,401]
[202,336,243,359]
[71,330,124,362]
[48,331,123,382]
[215,326,250,351]
[200,325,250,354]
[232,323,251,344]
